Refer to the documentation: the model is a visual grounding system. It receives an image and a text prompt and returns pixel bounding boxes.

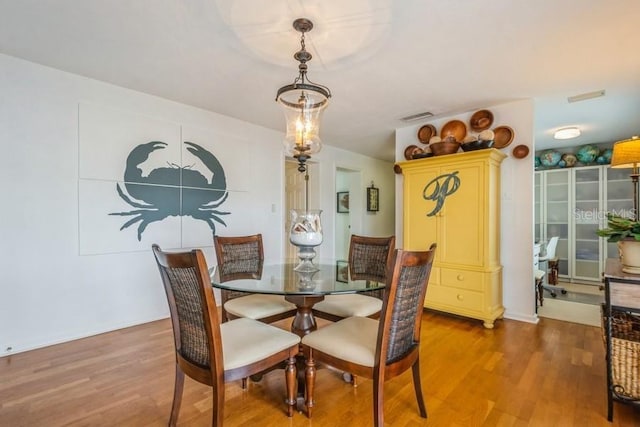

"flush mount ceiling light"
[276,18,331,173]
[554,127,581,140]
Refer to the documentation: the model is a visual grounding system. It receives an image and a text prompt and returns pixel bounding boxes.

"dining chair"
[301,243,436,427]
[538,236,567,298]
[311,235,395,322]
[214,234,297,323]
[152,244,300,427]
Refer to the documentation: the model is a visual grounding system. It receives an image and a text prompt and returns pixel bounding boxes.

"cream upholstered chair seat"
[221,318,300,371]
[301,316,378,366]
[312,295,382,319]
[312,235,395,323]
[224,295,296,321]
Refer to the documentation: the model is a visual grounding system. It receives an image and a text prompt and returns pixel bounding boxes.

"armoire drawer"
[440,268,484,291]
[426,285,484,312]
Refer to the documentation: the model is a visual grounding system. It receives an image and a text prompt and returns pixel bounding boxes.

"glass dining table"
[210,262,385,337]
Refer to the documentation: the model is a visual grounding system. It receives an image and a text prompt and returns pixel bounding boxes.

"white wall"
[0,53,395,355]
[395,99,537,324]
[313,146,396,263]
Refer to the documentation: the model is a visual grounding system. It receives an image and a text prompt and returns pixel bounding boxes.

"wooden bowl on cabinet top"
[440,120,467,142]
[430,141,461,156]
[461,139,494,152]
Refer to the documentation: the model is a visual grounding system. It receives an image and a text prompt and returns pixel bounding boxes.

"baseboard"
[503,310,539,324]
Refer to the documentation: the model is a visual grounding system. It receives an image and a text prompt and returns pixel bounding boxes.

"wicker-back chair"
[152,244,300,427]
[214,234,296,323]
[349,234,396,283]
[301,243,437,427]
[312,235,395,322]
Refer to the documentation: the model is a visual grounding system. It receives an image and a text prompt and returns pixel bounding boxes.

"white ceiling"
[1,0,639,162]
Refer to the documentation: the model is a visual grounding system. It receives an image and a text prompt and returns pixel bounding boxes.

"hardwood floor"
[2,311,640,426]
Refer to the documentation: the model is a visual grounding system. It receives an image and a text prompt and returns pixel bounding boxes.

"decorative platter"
[493,125,515,149]
[469,109,494,132]
[417,124,436,144]
[512,144,529,159]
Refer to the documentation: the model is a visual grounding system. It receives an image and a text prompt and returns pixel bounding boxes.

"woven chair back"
[348,235,396,282]
[214,234,264,282]
[152,245,222,371]
[378,244,436,364]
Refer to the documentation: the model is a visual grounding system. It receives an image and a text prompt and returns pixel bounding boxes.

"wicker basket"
[601,304,640,399]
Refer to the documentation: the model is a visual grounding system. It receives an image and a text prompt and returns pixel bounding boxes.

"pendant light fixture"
[276,18,331,173]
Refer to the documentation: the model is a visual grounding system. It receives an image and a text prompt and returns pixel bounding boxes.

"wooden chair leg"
[212,376,225,427]
[411,358,427,418]
[548,259,559,285]
[169,365,185,427]
[285,356,296,417]
[342,372,358,386]
[373,373,385,427]
[305,355,316,418]
[536,278,544,307]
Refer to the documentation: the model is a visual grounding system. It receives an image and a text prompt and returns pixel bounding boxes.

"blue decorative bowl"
[540,150,561,167]
[601,148,613,163]
[576,145,599,164]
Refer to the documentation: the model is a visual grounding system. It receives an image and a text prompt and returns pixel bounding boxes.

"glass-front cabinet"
[544,170,570,278]
[535,165,633,284]
[535,172,543,243]
[573,167,602,280]
[605,168,635,258]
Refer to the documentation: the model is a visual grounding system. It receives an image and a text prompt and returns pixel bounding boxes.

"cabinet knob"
[457,274,464,281]
[457,294,464,301]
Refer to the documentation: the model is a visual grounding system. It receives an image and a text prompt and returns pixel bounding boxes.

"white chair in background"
[538,236,566,298]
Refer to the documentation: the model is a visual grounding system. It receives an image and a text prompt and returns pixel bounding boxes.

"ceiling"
[1,0,639,162]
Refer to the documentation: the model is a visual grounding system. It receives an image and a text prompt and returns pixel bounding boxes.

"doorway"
[284,160,319,260]
[335,167,362,260]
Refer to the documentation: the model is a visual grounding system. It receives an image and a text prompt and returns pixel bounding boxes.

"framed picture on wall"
[336,260,349,283]
[367,186,379,212]
[337,191,349,213]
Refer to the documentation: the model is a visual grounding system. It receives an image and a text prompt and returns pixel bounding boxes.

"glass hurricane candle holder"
[289,209,323,272]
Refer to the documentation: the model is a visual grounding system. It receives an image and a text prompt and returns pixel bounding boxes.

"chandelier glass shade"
[278,88,328,158]
[276,18,331,169]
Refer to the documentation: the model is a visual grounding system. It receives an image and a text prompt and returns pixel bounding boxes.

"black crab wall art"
[78,103,252,255]
[109,141,229,241]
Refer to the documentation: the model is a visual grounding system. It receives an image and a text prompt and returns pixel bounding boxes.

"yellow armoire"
[398,148,506,328]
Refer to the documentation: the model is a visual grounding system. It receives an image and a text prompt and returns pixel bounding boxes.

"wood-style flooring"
[1,311,640,426]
